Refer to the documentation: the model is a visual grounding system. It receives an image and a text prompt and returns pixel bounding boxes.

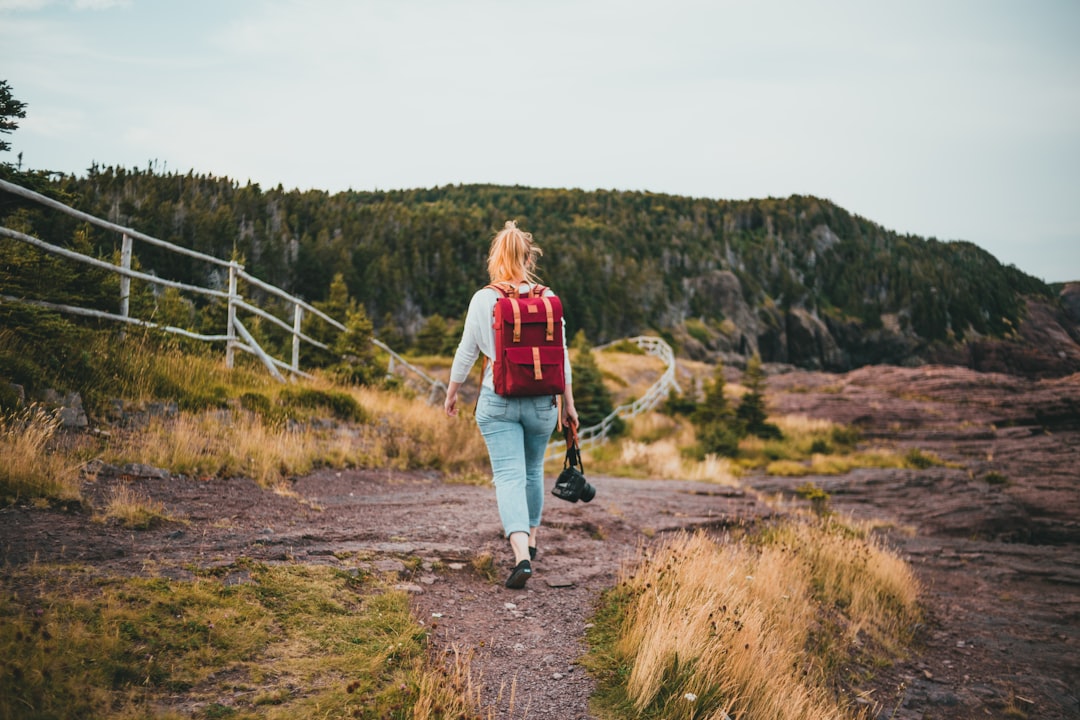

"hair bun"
[504,220,517,230]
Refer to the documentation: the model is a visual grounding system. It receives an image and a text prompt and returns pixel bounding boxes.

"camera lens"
[580,481,596,503]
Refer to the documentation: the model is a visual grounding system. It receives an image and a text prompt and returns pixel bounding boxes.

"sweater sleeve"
[449,288,497,386]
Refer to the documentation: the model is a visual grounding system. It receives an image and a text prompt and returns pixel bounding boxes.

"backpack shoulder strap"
[486,282,517,298]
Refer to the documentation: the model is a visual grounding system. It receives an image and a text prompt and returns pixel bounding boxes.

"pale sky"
[2,0,1078,283]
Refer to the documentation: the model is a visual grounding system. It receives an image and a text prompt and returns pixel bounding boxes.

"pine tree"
[377,311,405,351]
[0,79,27,156]
[332,305,377,385]
[415,315,449,356]
[691,361,740,457]
[736,354,782,439]
[569,330,622,434]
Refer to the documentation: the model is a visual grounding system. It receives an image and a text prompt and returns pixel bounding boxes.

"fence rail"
[0,178,445,396]
[545,335,681,462]
[2,178,678,453]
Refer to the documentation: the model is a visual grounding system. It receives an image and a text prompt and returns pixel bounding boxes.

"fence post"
[292,302,303,371]
[226,262,238,369]
[119,232,132,317]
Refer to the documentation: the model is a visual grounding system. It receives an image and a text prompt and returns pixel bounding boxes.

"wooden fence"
[544,334,681,462]
[0,177,445,399]
[1,178,680,449]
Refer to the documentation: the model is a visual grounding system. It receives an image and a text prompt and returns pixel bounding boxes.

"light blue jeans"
[475,387,559,537]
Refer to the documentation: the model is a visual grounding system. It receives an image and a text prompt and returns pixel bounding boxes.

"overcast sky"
[2,0,1078,282]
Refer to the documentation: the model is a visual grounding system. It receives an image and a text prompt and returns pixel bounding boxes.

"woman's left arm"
[561,382,578,428]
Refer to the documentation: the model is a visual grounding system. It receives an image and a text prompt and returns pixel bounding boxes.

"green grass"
[0,561,470,719]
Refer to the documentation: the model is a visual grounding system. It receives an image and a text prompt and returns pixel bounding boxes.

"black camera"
[551,426,595,503]
[552,465,595,503]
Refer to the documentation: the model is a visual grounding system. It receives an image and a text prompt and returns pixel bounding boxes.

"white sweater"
[449,284,572,392]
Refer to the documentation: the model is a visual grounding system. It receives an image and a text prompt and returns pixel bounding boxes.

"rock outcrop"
[682,284,1080,379]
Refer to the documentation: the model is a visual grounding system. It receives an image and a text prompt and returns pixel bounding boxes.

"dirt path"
[2,365,1078,719]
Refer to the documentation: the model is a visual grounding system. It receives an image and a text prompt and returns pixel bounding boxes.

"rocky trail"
[2,365,1078,719]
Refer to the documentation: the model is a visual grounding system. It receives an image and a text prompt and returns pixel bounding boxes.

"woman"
[444,220,578,589]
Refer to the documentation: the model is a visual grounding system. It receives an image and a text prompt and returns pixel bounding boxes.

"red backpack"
[485,282,566,397]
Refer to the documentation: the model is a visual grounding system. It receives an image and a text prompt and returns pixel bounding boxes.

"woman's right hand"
[561,393,578,429]
[444,382,461,417]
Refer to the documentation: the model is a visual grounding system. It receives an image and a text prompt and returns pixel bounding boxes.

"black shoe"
[529,546,537,561]
[505,560,532,589]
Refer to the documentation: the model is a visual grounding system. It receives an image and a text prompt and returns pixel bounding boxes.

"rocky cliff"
[672,274,1080,379]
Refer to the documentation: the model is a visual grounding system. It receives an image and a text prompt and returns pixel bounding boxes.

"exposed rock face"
[1060,281,1080,324]
[685,270,759,356]
[926,296,1080,378]
[711,288,1080,379]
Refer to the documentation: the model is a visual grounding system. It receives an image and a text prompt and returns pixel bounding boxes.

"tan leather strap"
[532,346,543,380]
[487,281,518,298]
[511,299,521,342]
[541,296,554,341]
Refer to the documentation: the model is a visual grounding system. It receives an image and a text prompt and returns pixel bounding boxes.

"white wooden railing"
[0,178,446,399]
[0,178,680,428]
[544,335,681,461]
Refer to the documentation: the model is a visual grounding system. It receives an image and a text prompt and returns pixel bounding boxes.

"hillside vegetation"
[0,165,1054,373]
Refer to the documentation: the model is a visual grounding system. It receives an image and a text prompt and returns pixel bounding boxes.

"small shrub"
[661,388,697,416]
[0,382,22,413]
[795,481,831,516]
[177,384,230,411]
[100,484,170,529]
[239,391,273,417]
[984,471,1009,486]
[279,387,366,423]
[696,420,741,457]
[684,318,711,345]
[470,553,498,583]
[0,405,80,501]
[904,448,941,469]
[603,339,646,355]
[830,425,861,449]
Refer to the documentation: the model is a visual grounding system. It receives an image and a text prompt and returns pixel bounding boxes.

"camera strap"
[563,424,584,474]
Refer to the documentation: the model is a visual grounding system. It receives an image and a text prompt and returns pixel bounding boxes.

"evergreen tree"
[0,80,27,157]
[415,314,449,356]
[692,361,740,457]
[377,311,405,351]
[310,273,356,367]
[332,305,378,385]
[569,330,622,434]
[735,354,782,439]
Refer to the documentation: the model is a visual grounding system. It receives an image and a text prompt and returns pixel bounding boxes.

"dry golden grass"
[583,413,740,484]
[761,518,920,651]
[352,384,491,475]
[594,350,666,406]
[97,483,171,529]
[593,517,920,719]
[412,646,487,719]
[774,413,838,436]
[99,381,490,487]
[0,405,82,501]
[765,447,947,477]
[103,411,326,485]
[412,646,527,720]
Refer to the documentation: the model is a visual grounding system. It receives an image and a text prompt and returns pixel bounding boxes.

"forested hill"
[2,165,1069,373]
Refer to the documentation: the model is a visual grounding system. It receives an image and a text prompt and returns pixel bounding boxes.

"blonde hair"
[487,220,543,285]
